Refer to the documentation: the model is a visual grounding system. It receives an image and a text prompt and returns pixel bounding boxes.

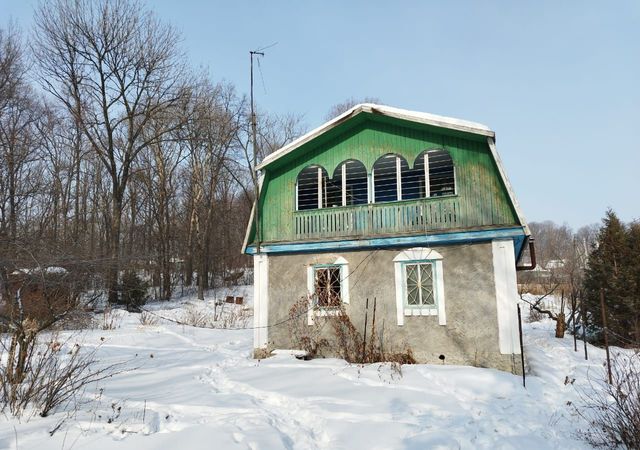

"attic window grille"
[342,160,368,206]
[427,150,455,197]
[408,150,456,199]
[297,162,368,211]
[314,266,341,308]
[373,154,404,203]
[297,166,326,210]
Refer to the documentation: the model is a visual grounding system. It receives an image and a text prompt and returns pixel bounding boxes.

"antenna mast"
[250,50,264,254]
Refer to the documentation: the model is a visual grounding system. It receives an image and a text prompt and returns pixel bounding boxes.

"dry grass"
[180,305,212,328]
[180,303,252,329]
[0,333,126,418]
[98,306,122,330]
[138,311,159,326]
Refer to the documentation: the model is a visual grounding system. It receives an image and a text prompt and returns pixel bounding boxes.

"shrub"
[287,296,415,365]
[329,302,415,365]
[118,271,148,310]
[180,305,212,327]
[220,306,251,329]
[0,333,126,418]
[576,351,640,448]
[528,306,544,323]
[139,311,159,326]
[287,296,329,358]
[99,306,122,330]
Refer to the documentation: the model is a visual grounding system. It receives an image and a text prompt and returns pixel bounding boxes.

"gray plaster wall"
[264,242,520,374]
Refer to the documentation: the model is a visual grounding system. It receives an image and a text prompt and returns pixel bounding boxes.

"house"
[242,104,534,373]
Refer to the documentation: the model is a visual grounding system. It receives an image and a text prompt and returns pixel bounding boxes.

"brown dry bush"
[576,350,640,448]
[329,303,415,365]
[287,296,329,358]
[287,296,415,365]
[527,306,544,323]
[139,311,159,326]
[180,305,212,328]
[0,333,126,418]
[220,306,251,329]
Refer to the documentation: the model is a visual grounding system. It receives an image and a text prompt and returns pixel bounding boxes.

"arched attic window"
[373,154,410,203]
[296,165,329,210]
[332,160,368,207]
[412,150,456,198]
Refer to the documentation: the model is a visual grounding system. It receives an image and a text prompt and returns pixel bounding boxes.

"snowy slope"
[0,288,619,450]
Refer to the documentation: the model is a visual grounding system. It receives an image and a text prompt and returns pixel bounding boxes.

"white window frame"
[424,149,456,198]
[306,256,349,325]
[393,248,446,326]
[295,166,325,211]
[372,154,403,203]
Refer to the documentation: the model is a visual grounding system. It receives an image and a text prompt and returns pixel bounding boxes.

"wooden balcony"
[293,196,464,241]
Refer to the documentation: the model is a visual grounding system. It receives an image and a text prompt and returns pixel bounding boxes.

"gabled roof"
[256,103,495,170]
[245,103,530,256]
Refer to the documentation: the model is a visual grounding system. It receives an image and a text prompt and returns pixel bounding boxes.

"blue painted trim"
[245,227,527,256]
[513,234,526,262]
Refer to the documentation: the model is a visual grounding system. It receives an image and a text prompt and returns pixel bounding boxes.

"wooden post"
[517,304,526,388]
[369,297,377,358]
[362,297,369,362]
[600,288,612,384]
[572,291,577,352]
[580,289,588,360]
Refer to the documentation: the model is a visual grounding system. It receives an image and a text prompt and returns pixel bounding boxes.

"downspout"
[516,237,536,271]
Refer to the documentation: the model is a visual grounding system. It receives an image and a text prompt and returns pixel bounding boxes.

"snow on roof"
[256,103,495,170]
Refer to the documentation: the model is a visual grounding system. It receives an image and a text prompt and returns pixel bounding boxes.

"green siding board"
[252,116,519,245]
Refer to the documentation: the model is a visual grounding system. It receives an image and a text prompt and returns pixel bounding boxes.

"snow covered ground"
[0,287,627,449]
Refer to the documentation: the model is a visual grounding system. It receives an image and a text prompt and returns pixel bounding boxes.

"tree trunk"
[107,196,123,304]
[555,313,566,338]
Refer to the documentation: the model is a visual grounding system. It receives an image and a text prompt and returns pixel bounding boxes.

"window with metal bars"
[404,262,435,307]
[297,161,368,211]
[408,150,456,199]
[340,160,368,206]
[314,266,342,308]
[295,150,454,211]
[372,154,410,203]
[426,150,455,197]
[297,165,329,210]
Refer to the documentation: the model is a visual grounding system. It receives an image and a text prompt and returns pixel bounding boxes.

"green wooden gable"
[245,105,526,250]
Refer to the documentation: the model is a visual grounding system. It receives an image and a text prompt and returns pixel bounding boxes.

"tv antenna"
[249,43,276,254]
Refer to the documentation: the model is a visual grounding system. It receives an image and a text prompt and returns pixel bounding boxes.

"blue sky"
[2,1,638,228]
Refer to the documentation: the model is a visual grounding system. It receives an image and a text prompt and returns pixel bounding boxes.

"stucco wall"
[264,242,520,374]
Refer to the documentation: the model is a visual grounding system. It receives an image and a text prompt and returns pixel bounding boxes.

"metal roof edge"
[256,104,495,170]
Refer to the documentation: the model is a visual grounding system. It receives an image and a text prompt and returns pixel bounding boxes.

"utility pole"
[250,50,264,254]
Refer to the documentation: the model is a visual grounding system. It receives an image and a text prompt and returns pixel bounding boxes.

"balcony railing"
[294,197,462,240]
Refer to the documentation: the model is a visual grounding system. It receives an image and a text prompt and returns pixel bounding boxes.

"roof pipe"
[516,237,536,271]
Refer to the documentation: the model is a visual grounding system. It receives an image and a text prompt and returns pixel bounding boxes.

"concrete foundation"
[260,242,522,374]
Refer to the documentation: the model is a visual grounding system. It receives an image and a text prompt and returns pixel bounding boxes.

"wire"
[256,57,267,95]
[139,247,381,332]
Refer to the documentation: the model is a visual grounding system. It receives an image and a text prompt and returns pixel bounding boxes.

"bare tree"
[519,221,599,338]
[325,96,382,121]
[136,117,187,299]
[33,0,190,303]
[181,81,244,299]
[0,24,25,113]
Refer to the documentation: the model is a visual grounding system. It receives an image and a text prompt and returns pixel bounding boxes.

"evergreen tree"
[626,221,640,344]
[583,209,635,346]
